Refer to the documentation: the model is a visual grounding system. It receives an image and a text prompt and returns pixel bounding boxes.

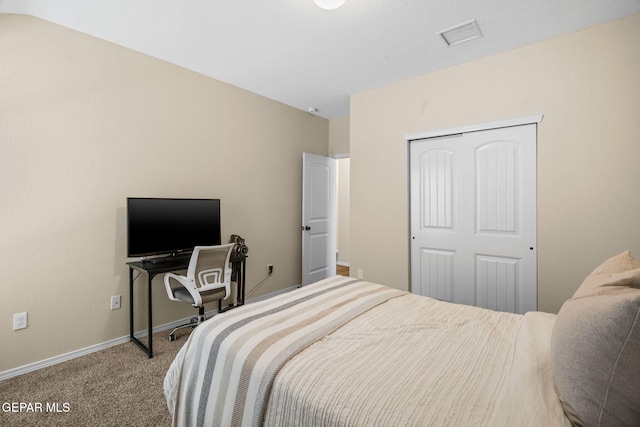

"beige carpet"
[0,329,190,426]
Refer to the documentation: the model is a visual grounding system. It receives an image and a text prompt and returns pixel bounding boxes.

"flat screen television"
[127,197,221,258]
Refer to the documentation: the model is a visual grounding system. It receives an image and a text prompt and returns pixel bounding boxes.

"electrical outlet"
[267,264,274,275]
[13,312,27,330]
[111,295,121,310]
[357,269,363,279]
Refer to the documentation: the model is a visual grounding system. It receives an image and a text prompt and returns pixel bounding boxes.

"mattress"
[164,275,570,427]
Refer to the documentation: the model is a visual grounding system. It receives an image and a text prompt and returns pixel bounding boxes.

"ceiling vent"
[437,19,482,46]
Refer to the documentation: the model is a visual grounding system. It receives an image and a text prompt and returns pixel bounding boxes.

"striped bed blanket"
[164,276,405,427]
[165,275,570,427]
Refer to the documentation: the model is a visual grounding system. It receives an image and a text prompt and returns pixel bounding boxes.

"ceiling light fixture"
[313,0,346,10]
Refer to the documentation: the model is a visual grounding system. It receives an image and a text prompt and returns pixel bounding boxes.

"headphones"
[229,234,249,256]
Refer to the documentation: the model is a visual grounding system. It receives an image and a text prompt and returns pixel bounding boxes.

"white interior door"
[410,124,537,314]
[302,153,336,286]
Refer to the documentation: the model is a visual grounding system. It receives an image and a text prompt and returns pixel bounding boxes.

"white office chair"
[163,243,235,341]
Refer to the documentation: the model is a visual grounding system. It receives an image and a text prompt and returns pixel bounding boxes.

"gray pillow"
[551,251,640,426]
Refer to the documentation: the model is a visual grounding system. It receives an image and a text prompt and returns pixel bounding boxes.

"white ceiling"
[2,0,639,119]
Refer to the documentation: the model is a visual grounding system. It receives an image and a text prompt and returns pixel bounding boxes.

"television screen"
[127,198,221,258]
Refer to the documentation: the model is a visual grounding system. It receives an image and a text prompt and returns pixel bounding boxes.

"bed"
[164,252,640,427]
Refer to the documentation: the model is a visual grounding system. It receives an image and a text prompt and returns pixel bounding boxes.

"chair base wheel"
[167,313,208,342]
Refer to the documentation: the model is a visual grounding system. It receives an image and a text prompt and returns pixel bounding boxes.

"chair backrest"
[187,244,234,292]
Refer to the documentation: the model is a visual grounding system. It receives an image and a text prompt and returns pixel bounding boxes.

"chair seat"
[173,287,227,305]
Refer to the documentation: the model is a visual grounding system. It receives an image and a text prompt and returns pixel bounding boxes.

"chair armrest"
[163,273,203,307]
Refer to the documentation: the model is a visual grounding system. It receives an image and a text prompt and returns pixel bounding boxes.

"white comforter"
[165,276,570,427]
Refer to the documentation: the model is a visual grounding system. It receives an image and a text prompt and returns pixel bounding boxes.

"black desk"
[127,254,246,358]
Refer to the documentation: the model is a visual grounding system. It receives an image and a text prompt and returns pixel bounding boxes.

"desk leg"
[129,268,154,358]
[129,268,134,342]
[240,260,246,305]
[147,274,153,358]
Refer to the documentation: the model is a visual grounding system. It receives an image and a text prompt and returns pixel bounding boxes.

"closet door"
[409,124,537,314]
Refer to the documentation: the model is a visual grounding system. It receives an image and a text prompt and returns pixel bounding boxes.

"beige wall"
[0,15,328,372]
[328,116,350,156]
[350,14,640,313]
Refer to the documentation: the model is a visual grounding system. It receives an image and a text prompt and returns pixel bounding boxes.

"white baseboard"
[246,284,299,302]
[0,335,131,381]
[0,285,298,381]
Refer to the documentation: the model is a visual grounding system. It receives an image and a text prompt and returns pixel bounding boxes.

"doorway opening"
[336,156,350,276]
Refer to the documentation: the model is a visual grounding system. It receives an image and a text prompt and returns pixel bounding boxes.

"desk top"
[127,258,190,274]
[127,253,247,274]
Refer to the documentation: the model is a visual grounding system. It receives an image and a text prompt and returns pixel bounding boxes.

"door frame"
[404,114,543,295]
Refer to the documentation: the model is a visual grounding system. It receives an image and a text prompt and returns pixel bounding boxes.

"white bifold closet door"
[410,124,537,314]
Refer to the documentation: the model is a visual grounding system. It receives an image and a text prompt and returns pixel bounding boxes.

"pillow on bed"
[551,251,640,427]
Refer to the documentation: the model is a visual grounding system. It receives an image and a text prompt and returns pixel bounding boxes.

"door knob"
[301,226,311,231]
